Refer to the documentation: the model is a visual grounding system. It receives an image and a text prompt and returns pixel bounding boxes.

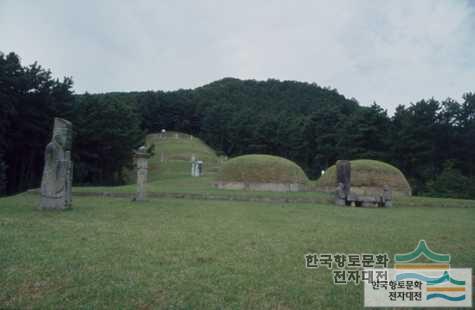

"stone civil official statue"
[39,118,73,210]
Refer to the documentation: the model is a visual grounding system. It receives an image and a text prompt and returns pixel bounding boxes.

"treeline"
[1,52,474,198]
[0,52,142,195]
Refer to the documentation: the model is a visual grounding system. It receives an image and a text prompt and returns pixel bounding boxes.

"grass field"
[1,194,474,309]
[2,133,475,308]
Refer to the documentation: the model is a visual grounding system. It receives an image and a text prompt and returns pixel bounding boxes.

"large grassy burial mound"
[146,132,217,162]
[127,131,219,182]
[316,159,412,196]
[215,154,308,192]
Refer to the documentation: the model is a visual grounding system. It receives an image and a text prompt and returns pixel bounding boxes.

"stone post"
[134,146,150,201]
[39,118,73,210]
[191,155,196,176]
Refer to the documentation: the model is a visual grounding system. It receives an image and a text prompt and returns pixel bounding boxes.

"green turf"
[3,135,475,308]
[1,194,474,309]
[216,154,308,183]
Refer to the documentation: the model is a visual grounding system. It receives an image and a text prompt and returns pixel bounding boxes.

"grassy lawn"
[1,194,474,309]
[3,133,475,308]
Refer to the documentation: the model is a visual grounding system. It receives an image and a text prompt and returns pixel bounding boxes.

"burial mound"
[215,154,308,192]
[316,159,411,196]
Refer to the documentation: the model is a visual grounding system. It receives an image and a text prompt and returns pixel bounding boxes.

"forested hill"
[1,52,475,198]
[136,77,359,159]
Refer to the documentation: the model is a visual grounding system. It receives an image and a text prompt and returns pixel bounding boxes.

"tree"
[72,94,143,185]
[0,154,6,195]
[458,93,475,177]
[337,103,390,161]
[426,161,474,199]
[0,52,74,195]
[390,100,440,193]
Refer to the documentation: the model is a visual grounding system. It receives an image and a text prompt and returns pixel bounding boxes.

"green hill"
[126,131,219,182]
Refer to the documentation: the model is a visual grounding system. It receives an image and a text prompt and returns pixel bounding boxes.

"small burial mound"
[215,154,308,192]
[315,159,412,196]
[146,131,219,180]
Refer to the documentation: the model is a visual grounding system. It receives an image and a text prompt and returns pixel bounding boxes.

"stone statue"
[134,146,150,201]
[39,118,73,210]
[191,156,203,177]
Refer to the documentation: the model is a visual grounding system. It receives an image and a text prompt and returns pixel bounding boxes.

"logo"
[394,240,450,270]
[364,240,472,307]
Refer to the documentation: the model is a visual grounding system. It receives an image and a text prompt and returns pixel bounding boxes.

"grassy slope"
[126,131,219,182]
[217,154,308,184]
[0,194,474,309]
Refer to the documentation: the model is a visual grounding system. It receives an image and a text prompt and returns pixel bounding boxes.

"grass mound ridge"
[146,131,218,163]
[316,159,411,195]
[216,154,308,184]
[146,131,219,180]
[125,131,219,182]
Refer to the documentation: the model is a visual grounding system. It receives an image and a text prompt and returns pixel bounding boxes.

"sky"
[1,0,474,113]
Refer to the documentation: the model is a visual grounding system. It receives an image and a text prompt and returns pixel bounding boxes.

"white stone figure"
[39,118,73,210]
[191,155,196,176]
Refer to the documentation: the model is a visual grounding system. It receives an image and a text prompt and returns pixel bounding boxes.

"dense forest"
[1,52,474,198]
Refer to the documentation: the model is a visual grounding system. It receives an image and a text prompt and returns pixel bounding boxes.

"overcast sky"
[1,0,474,113]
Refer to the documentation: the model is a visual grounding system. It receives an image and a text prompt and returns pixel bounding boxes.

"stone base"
[215,181,304,192]
[39,195,70,210]
[315,186,410,197]
[335,198,346,206]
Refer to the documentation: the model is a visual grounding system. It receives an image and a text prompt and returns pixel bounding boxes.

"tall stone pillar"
[134,146,150,201]
[335,160,351,205]
[39,118,73,210]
